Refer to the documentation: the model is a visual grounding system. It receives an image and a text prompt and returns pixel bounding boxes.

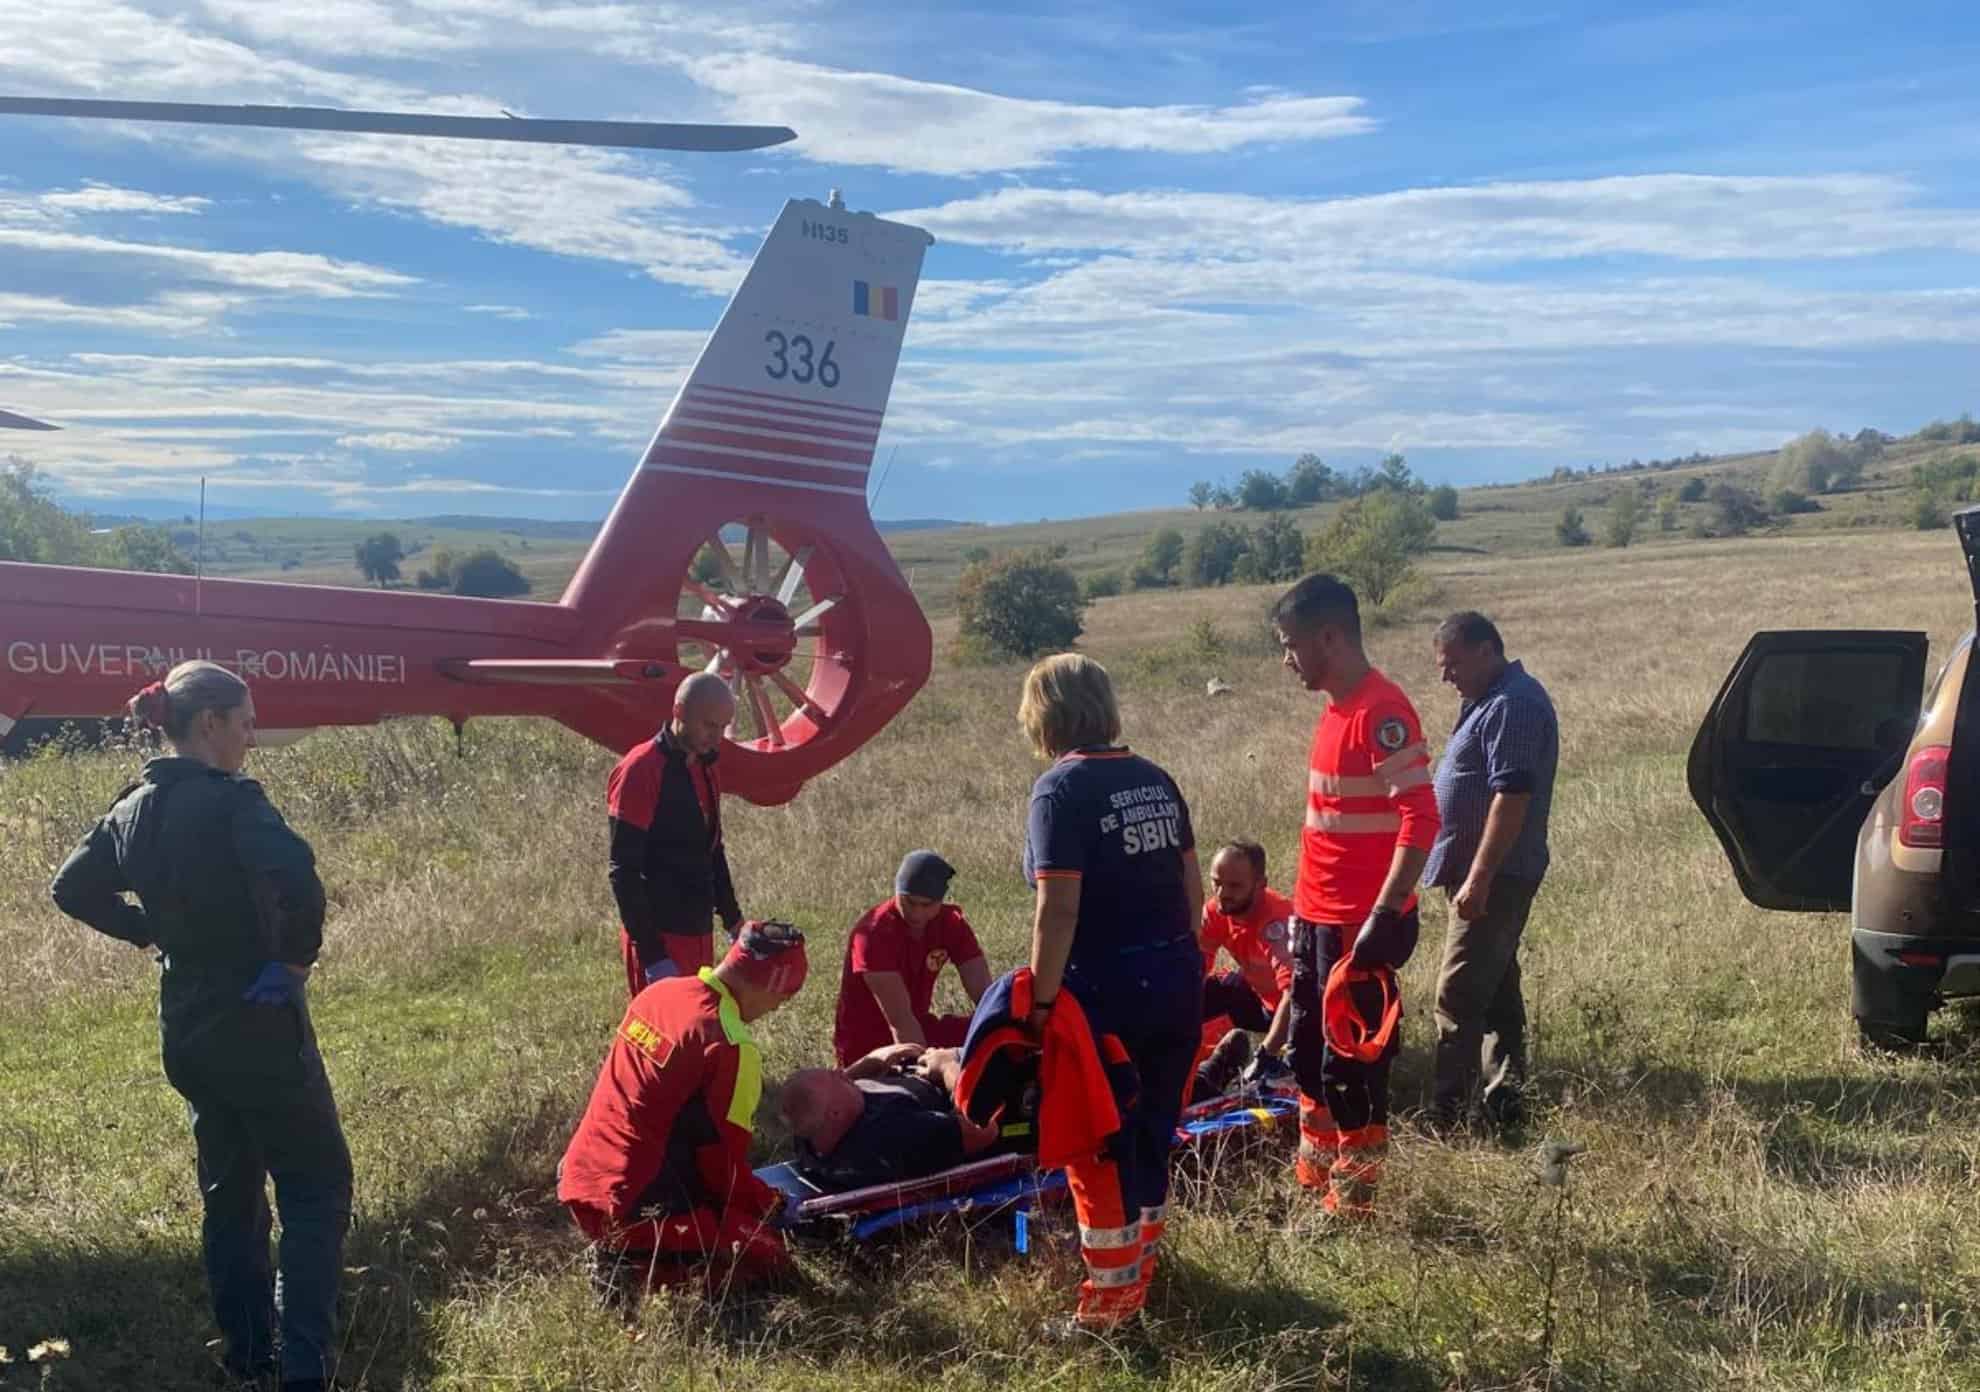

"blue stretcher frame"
[759,1087,1299,1243]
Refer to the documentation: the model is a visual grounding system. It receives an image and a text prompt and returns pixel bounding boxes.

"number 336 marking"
[764,331,841,389]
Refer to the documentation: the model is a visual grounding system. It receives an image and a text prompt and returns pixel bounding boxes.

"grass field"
[6,521,1980,1389]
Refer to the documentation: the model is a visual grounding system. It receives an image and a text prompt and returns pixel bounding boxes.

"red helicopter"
[0,100,934,807]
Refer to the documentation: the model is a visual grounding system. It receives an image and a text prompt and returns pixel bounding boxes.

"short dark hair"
[1435,611,1504,655]
[1272,573,1361,642]
[1215,840,1267,879]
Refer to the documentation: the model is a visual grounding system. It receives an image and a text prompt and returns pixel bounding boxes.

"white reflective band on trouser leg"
[1079,1223,1141,1248]
[1084,1259,1143,1288]
[1305,808,1403,834]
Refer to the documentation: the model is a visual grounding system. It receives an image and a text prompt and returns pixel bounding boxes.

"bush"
[450,548,531,598]
[1185,521,1251,586]
[1428,484,1460,521]
[1605,492,1642,548]
[1081,569,1124,599]
[1140,528,1184,586]
[956,550,1085,658]
[1913,490,1949,531]
[1657,497,1680,532]
[1708,483,1770,537]
[1187,481,1214,511]
[1306,488,1437,605]
[1773,429,1866,495]
[354,531,405,585]
[1235,513,1305,584]
[1918,414,1980,445]
[1677,477,1707,503]
[1557,507,1591,547]
[1772,489,1821,516]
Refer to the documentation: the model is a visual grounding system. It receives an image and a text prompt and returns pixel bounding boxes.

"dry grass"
[5,525,1980,1390]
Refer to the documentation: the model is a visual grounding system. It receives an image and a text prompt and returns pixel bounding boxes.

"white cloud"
[335,431,461,452]
[891,175,1980,266]
[0,291,233,331]
[0,227,416,297]
[463,303,532,319]
[683,56,1373,175]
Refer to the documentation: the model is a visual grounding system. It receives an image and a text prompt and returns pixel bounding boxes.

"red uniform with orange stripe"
[1289,666,1439,1216]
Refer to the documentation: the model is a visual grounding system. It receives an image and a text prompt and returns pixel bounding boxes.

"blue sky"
[2,0,1977,524]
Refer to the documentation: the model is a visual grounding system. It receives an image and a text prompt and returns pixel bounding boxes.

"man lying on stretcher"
[780,1042,1030,1191]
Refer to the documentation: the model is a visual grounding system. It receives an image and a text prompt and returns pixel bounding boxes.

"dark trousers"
[1068,953,1201,1215]
[1286,916,1414,1135]
[1202,971,1274,1032]
[162,993,352,1382]
[1432,875,1541,1126]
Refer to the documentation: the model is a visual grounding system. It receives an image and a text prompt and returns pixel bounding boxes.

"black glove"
[1351,906,1410,969]
[1239,1050,1291,1087]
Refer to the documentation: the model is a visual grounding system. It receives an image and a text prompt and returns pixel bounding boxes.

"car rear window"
[1744,649,1915,751]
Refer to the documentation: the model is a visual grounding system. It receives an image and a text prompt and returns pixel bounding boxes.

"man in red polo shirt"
[1193,839,1298,1095]
[1272,573,1439,1218]
[558,921,807,1303]
[832,851,992,1067]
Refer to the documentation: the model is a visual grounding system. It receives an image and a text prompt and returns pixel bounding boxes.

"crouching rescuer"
[1272,575,1440,1218]
[557,922,808,1299]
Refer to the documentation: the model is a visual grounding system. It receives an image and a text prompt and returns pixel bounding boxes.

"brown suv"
[1688,509,1980,1048]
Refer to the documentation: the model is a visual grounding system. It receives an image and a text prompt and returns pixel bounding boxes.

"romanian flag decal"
[853,280,899,321]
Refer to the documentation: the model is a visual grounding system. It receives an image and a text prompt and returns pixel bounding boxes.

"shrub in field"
[1772,428,1867,494]
[1605,492,1643,548]
[1236,468,1291,511]
[1658,496,1680,531]
[1187,480,1215,510]
[1677,477,1708,503]
[1557,506,1591,547]
[956,549,1085,657]
[1913,489,1948,531]
[1429,483,1460,520]
[449,548,531,598]
[1235,513,1305,583]
[1184,520,1251,586]
[354,532,405,585]
[1306,488,1436,604]
[1080,568,1124,599]
[1772,489,1821,516]
[1136,528,1184,587]
[1709,483,1771,537]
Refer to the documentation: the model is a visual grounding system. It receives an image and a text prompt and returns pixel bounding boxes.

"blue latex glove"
[242,961,306,1006]
[641,955,681,986]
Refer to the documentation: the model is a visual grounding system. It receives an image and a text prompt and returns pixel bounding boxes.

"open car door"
[1688,631,1928,911]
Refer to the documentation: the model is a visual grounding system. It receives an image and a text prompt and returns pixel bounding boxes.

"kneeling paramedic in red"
[1272,574,1439,1218]
[557,922,806,1295]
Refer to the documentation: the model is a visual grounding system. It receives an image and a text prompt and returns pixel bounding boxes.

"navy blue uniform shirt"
[1023,746,1198,983]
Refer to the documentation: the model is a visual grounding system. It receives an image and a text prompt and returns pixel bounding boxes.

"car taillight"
[1898,744,1950,849]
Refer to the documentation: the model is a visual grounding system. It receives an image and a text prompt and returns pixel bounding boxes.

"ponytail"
[126,661,248,742]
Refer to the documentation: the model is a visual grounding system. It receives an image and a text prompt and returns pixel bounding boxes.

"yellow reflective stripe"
[697,967,762,1133]
[1305,808,1403,833]
[729,1041,762,1132]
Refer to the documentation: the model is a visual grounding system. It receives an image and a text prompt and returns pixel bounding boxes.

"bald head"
[779,1068,864,1155]
[672,672,736,756]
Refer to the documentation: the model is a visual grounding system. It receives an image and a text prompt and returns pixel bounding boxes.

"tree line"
[1,461,192,573]
[1187,452,1459,523]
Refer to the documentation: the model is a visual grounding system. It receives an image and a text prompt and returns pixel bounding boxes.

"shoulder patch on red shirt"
[1375,716,1409,752]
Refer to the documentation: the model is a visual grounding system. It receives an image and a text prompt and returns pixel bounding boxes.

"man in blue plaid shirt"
[1423,612,1558,1135]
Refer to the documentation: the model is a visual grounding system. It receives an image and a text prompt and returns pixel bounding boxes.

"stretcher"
[759,1084,1299,1243]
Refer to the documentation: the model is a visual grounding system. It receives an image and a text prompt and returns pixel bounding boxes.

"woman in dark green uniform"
[50,661,350,1392]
